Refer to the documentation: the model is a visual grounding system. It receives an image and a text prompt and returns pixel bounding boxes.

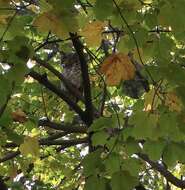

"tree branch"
[0,151,20,163]
[138,153,185,188]
[70,33,93,126]
[42,131,69,141]
[28,70,89,124]
[1,137,88,163]
[38,119,87,133]
[5,136,88,148]
[0,82,14,118]
[40,137,88,146]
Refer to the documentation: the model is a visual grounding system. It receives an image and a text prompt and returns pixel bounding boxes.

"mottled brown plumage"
[61,52,82,102]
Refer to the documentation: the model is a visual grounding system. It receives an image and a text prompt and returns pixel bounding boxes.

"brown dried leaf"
[100,53,136,86]
[12,109,27,123]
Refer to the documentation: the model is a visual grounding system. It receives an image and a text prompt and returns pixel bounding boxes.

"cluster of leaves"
[0,0,185,190]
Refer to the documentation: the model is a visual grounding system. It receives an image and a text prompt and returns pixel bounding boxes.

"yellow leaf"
[33,11,62,37]
[33,10,78,38]
[81,20,106,47]
[100,53,136,86]
[144,88,161,111]
[19,136,40,157]
[165,92,182,113]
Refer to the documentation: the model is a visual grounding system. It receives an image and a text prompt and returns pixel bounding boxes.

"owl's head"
[61,52,80,68]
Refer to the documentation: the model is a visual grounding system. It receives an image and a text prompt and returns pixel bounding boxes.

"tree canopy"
[1,0,185,189]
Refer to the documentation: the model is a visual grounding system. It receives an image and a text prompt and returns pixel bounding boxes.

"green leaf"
[0,107,12,126]
[163,142,185,167]
[129,111,159,140]
[0,75,12,107]
[117,35,135,53]
[159,0,185,30]
[7,63,29,85]
[84,176,107,190]
[89,116,117,132]
[124,137,141,156]
[104,153,120,174]
[158,112,184,141]
[82,149,103,177]
[94,0,113,20]
[4,36,33,66]
[161,64,185,86]
[3,127,23,144]
[122,158,141,177]
[92,130,109,146]
[143,140,166,160]
[47,0,75,10]
[111,171,138,190]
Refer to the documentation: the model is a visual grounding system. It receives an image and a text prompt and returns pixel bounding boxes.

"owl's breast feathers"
[61,53,82,91]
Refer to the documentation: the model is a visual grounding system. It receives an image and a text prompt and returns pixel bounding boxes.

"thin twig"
[0,11,17,43]
[38,119,87,133]
[138,153,185,189]
[0,82,14,118]
[112,0,155,84]
[29,70,88,124]
[86,48,121,155]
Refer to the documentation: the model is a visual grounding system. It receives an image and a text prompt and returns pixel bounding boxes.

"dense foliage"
[0,0,185,189]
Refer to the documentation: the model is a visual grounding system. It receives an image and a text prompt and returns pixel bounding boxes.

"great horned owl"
[60,52,82,101]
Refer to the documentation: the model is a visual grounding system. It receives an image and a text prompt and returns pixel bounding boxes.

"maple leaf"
[33,11,63,37]
[12,109,27,123]
[33,10,78,38]
[100,53,136,86]
[165,92,182,112]
[19,136,40,157]
[81,20,106,47]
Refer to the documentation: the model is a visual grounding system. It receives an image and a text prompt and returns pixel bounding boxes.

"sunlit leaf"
[19,136,40,158]
[100,53,136,86]
[81,20,106,47]
[33,10,78,38]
